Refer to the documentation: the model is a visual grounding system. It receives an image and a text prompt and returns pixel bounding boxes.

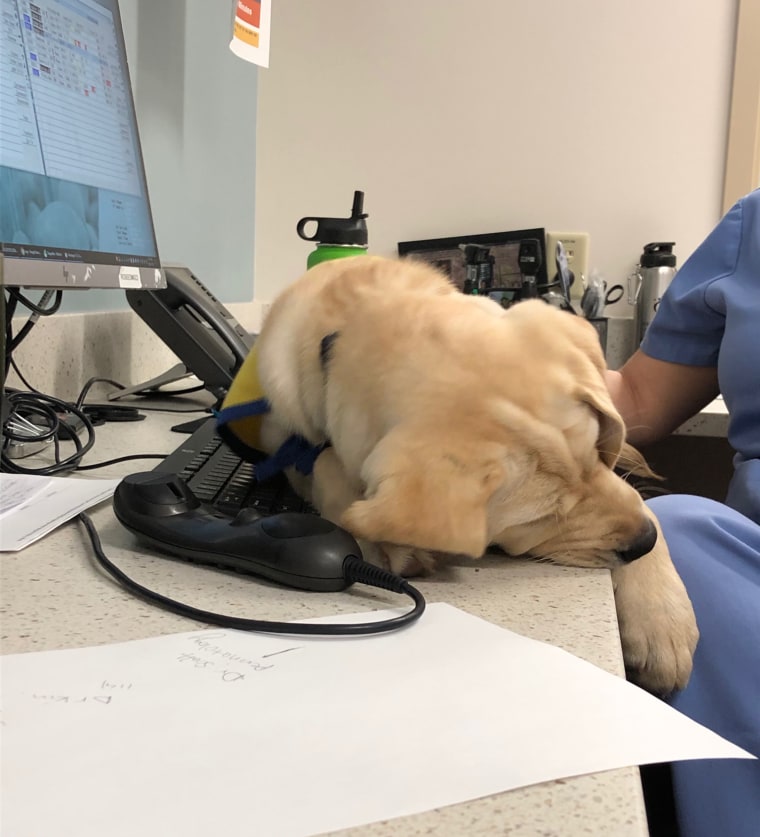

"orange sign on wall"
[235,1,261,29]
[230,0,270,67]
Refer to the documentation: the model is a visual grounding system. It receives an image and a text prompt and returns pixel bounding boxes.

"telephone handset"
[124,264,254,402]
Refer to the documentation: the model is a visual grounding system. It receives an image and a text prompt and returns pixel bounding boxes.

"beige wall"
[254,0,738,316]
[7,0,741,398]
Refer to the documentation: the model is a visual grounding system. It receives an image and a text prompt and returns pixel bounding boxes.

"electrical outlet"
[545,232,590,300]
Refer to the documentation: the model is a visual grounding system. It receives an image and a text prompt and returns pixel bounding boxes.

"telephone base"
[107,362,194,401]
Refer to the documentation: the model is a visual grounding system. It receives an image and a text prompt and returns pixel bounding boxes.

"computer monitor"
[0,0,164,290]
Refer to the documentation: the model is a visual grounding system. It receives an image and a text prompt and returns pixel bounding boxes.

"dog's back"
[256,256,459,440]
[257,255,614,458]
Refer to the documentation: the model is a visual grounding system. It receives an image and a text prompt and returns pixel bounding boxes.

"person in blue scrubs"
[606,188,760,837]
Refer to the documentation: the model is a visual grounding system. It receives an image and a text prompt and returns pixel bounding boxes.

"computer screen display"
[0,0,164,289]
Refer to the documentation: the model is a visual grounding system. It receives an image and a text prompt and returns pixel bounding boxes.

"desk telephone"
[124,264,254,401]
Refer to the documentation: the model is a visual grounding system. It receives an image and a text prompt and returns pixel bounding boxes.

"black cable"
[9,358,36,392]
[1,378,205,475]
[4,291,18,378]
[8,358,40,393]
[83,402,213,415]
[75,453,167,470]
[76,377,125,408]
[8,290,61,351]
[6,287,62,317]
[77,512,426,636]
[1,391,96,475]
[2,395,57,443]
[4,289,59,384]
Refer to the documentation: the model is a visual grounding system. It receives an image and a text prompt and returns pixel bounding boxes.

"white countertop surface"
[675,396,729,437]
[1,407,650,836]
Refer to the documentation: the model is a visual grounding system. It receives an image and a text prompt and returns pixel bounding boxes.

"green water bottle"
[296,190,369,269]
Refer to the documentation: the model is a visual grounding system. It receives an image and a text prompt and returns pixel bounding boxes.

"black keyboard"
[154,417,318,518]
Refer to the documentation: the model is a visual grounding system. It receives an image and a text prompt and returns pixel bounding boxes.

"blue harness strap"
[215,398,328,480]
[254,436,329,481]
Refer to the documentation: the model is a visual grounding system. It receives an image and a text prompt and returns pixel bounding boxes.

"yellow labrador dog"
[252,255,698,695]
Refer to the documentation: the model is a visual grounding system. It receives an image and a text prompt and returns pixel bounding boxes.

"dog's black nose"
[618,519,658,563]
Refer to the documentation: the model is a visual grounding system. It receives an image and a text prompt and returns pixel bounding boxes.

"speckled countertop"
[674,395,729,437]
[1,409,649,837]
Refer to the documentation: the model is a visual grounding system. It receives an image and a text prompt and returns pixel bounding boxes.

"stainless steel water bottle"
[631,242,677,344]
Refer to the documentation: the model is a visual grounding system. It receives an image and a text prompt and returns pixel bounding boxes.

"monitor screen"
[0,0,164,289]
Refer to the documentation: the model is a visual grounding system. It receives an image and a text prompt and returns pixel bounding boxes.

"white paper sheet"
[0,604,752,837]
[0,474,120,551]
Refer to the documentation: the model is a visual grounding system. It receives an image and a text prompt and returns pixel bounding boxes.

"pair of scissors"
[601,282,624,307]
[580,278,624,318]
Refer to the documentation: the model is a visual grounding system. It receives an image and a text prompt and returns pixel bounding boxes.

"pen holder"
[587,317,608,356]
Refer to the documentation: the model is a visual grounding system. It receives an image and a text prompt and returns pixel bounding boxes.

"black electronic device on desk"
[113,471,359,593]
[114,418,339,588]
[110,417,427,634]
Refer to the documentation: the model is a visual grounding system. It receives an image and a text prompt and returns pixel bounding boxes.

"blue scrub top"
[641,188,760,524]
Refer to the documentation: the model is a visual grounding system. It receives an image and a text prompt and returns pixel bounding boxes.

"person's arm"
[605,350,719,447]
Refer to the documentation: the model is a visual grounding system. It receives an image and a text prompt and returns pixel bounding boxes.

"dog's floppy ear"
[576,376,625,469]
[558,314,626,469]
[341,426,505,558]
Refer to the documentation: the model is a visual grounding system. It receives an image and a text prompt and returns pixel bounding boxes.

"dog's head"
[482,381,659,570]
[341,301,657,571]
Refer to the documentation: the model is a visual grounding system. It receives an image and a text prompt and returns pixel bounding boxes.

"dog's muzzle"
[617,518,658,563]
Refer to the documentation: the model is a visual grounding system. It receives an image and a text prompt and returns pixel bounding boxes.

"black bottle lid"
[296,191,369,247]
[641,242,676,268]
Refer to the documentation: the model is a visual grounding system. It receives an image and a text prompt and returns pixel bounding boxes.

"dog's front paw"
[359,541,440,577]
[612,548,699,695]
